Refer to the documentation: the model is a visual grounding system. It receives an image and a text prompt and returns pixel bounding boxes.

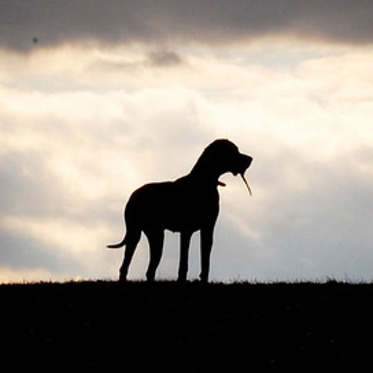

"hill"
[1,280,373,371]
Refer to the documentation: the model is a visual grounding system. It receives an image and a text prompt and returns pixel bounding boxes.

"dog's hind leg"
[178,231,192,282]
[144,230,164,282]
[119,229,141,282]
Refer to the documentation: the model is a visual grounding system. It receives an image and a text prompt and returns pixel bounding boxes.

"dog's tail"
[106,236,126,249]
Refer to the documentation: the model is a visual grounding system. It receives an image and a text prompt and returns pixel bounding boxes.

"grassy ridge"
[1,280,373,371]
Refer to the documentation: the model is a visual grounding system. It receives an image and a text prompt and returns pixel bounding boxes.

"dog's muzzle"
[238,154,253,174]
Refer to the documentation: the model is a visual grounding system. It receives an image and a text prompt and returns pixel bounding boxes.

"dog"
[107,139,253,282]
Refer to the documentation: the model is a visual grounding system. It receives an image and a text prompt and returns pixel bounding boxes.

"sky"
[0,0,372,283]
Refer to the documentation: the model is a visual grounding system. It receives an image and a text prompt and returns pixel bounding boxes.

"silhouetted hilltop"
[1,280,373,371]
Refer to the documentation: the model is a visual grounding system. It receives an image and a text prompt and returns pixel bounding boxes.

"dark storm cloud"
[147,50,184,67]
[1,0,373,52]
[90,49,185,73]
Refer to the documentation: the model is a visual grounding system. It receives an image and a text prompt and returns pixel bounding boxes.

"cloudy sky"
[1,0,372,283]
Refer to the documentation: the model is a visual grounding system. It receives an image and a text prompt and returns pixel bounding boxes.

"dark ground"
[1,280,373,371]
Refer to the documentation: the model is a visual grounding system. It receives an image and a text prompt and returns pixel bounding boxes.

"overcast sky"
[0,0,372,283]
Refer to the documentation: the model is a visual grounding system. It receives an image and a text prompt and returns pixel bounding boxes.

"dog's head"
[193,139,253,193]
[208,139,252,175]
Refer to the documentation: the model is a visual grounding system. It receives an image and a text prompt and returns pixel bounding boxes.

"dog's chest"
[164,182,219,231]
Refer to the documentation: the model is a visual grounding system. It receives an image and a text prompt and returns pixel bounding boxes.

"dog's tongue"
[241,173,252,196]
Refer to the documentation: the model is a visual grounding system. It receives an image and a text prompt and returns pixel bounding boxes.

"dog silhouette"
[107,139,253,282]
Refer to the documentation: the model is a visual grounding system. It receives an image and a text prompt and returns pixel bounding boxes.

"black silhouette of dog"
[107,139,253,282]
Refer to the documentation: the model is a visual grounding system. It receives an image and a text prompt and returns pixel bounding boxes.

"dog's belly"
[153,195,218,232]
[163,207,212,232]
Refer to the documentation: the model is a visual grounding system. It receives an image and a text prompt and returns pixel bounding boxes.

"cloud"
[0,41,373,282]
[89,49,185,76]
[1,0,373,53]
[147,50,184,67]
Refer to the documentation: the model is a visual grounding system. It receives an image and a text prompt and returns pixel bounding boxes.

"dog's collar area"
[217,181,226,187]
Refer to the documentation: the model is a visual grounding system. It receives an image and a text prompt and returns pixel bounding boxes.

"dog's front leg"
[178,231,192,282]
[200,226,215,283]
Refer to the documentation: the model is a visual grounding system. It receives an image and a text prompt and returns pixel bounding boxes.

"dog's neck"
[189,160,225,186]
